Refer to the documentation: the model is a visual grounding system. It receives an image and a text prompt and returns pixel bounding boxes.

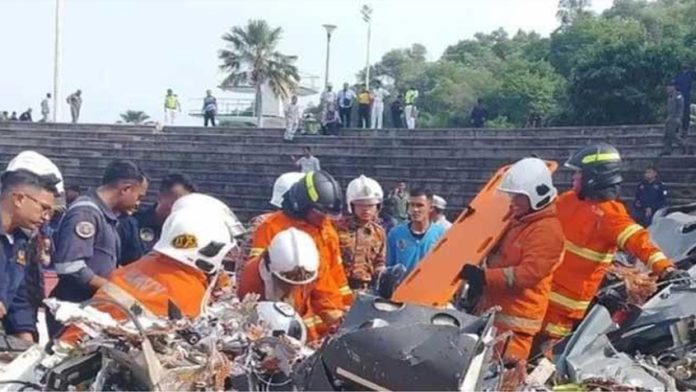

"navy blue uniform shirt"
[117,203,160,266]
[0,209,30,333]
[51,191,120,302]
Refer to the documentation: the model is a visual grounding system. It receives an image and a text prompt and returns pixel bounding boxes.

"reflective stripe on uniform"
[303,315,322,328]
[647,251,668,269]
[496,313,541,331]
[100,282,158,319]
[544,322,572,337]
[564,241,614,264]
[581,152,620,164]
[305,172,319,202]
[339,285,352,296]
[249,248,264,258]
[549,291,591,311]
[617,224,643,249]
[54,259,87,275]
[502,267,515,288]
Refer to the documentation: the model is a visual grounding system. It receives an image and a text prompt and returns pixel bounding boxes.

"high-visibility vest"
[404,90,418,105]
[165,95,179,109]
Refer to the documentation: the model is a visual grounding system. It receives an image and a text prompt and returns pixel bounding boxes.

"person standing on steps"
[202,89,217,127]
[371,82,390,130]
[66,90,82,123]
[404,87,419,129]
[357,85,371,129]
[40,93,51,122]
[164,89,181,125]
[391,94,405,128]
[661,82,691,156]
[284,95,301,142]
[337,83,356,128]
[291,146,321,173]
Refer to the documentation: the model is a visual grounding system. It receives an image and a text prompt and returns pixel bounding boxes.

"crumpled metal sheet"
[649,203,696,261]
[557,306,670,391]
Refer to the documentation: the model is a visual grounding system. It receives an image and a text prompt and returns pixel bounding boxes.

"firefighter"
[52,193,243,347]
[335,175,386,290]
[537,143,689,352]
[460,157,565,363]
[249,171,352,315]
[0,151,63,342]
[238,227,344,342]
[234,172,304,276]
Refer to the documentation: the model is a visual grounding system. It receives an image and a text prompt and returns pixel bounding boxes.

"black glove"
[596,286,627,314]
[660,268,692,285]
[460,264,485,299]
[375,264,408,299]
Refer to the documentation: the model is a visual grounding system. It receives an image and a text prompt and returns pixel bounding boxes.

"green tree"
[119,110,150,124]
[218,20,300,127]
[557,0,593,25]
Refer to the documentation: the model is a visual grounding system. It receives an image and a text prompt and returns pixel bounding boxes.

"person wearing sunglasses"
[0,151,63,342]
[48,160,149,337]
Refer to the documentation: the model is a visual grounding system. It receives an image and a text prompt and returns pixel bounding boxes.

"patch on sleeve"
[75,221,96,239]
[139,228,156,243]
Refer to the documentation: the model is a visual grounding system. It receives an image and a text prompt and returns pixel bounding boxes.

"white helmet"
[270,172,304,208]
[5,151,64,194]
[169,193,246,238]
[153,193,240,274]
[345,175,384,214]
[252,301,307,344]
[267,228,319,285]
[498,157,557,211]
[432,195,447,211]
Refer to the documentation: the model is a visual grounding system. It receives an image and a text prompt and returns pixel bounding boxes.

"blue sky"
[0,0,613,124]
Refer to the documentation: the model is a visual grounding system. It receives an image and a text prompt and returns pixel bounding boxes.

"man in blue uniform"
[386,188,446,273]
[0,151,63,342]
[632,166,668,227]
[117,173,195,266]
[48,160,148,336]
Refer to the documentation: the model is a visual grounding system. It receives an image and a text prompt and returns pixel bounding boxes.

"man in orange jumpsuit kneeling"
[461,158,565,363]
[54,193,245,346]
[536,143,689,353]
[238,227,345,343]
[249,171,353,320]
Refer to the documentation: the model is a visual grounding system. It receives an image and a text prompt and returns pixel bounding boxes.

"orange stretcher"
[391,160,559,307]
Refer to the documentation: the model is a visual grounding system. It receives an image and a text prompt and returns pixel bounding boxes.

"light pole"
[361,5,373,89]
[322,24,337,89]
[53,0,62,122]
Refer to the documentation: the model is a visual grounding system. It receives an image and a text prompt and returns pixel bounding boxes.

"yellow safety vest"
[165,95,179,109]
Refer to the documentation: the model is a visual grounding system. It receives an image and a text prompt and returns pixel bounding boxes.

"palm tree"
[219,19,300,127]
[119,110,150,125]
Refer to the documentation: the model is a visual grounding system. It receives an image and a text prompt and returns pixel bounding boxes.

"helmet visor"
[273,267,318,285]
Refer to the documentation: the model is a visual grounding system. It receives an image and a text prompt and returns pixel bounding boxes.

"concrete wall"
[0,122,693,221]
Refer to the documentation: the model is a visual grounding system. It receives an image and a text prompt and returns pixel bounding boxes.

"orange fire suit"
[233,212,273,277]
[541,190,675,339]
[237,255,344,342]
[477,205,565,361]
[249,211,352,307]
[60,253,212,344]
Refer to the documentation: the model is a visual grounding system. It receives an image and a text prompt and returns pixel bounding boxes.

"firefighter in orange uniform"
[238,228,345,342]
[54,193,245,346]
[537,143,689,351]
[460,158,565,362]
[249,171,352,317]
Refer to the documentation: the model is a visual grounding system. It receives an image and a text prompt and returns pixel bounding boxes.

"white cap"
[267,228,319,285]
[153,193,240,274]
[498,157,557,211]
[5,151,64,194]
[345,175,384,214]
[432,195,447,210]
[270,172,304,208]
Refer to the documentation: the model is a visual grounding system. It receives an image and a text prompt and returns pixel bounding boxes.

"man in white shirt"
[337,83,357,128]
[321,84,336,109]
[291,146,321,173]
[40,93,51,122]
[371,84,390,130]
[284,95,301,142]
[431,194,453,230]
